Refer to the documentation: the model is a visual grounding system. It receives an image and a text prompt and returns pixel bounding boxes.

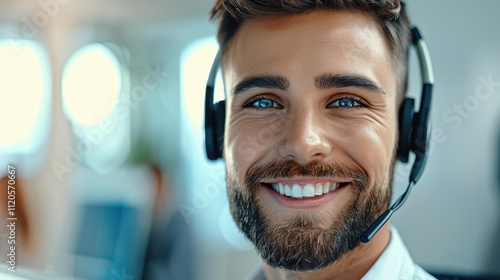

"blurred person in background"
[0,176,32,265]
[141,164,196,280]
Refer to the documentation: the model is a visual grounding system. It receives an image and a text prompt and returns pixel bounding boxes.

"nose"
[278,107,332,163]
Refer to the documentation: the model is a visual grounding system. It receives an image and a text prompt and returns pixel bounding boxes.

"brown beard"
[226,159,392,271]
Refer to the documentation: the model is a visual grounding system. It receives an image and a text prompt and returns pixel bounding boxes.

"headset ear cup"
[397,98,415,163]
[205,103,218,160]
[214,100,226,159]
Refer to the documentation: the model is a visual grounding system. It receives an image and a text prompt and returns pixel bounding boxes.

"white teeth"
[269,182,344,199]
[315,183,323,195]
[285,184,292,196]
[291,184,303,198]
[303,184,315,198]
[279,183,285,195]
[323,182,330,194]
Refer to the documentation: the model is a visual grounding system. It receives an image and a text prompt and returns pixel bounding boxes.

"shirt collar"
[361,225,415,280]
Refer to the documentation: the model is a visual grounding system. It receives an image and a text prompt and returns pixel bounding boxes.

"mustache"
[245,160,370,193]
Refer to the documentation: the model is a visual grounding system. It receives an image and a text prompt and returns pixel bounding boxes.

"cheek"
[224,116,284,180]
[341,116,396,181]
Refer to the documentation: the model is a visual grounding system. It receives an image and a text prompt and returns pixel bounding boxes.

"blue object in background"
[72,204,140,280]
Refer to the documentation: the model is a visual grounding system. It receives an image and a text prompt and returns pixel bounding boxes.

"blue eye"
[247,98,282,109]
[328,97,363,108]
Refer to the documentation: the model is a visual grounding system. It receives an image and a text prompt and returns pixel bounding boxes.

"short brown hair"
[210,0,411,98]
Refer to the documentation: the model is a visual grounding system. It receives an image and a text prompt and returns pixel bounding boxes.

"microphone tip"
[360,235,371,243]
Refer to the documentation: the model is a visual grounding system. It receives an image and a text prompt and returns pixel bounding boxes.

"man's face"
[223,11,398,271]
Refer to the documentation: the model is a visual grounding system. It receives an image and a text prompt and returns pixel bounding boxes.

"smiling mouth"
[263,182,349,199]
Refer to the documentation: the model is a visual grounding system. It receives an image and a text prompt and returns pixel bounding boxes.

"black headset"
[204,27,434,243]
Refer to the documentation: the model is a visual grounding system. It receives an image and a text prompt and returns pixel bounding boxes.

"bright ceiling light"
[62,43,122,127]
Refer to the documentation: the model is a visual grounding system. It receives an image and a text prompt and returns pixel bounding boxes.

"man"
[209,0,436,279]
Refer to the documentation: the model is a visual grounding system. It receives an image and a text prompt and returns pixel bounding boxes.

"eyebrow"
[232,75,290,95]
[231,73,385,95]
[315,73,386,95]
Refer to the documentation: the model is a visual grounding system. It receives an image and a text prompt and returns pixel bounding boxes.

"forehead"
[223,10,395,95]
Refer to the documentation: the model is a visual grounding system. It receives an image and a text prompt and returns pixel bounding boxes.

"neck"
[262,223,391,280]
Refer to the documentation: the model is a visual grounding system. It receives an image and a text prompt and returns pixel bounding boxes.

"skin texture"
[223,10,399,280]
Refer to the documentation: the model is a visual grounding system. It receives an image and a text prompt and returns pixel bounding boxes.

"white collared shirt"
[361,226,436,280]
[247,226,436,280]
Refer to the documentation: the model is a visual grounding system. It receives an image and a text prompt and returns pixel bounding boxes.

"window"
[0,39,51,175]
[62,43,130,173]
[62,43,123,127]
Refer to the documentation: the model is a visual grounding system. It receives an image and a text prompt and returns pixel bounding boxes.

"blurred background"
[0,0,499,279]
